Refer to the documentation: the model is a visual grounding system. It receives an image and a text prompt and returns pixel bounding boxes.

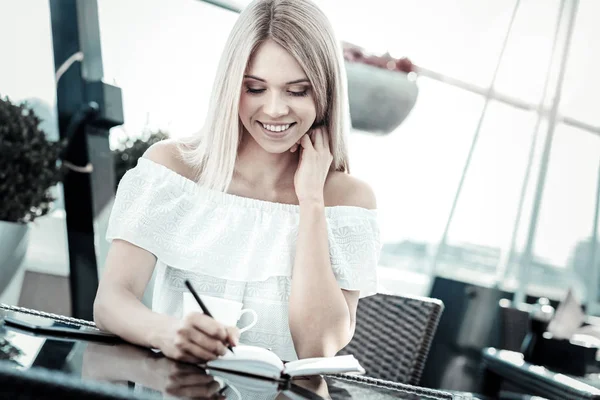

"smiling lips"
[260,122,295,132]
[259,121,296,138]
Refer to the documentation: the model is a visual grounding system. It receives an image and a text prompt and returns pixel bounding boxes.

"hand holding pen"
[156,281,239,363]
[184,280,235,354]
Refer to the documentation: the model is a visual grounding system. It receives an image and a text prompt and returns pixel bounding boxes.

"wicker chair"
[338,293,444,385]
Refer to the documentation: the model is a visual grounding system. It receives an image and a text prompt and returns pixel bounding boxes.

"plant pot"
[0,221,30,296]
[346,61,419,135]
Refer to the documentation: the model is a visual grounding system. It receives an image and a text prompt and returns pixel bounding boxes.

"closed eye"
[288,90,308,97]
[244,87,309,97]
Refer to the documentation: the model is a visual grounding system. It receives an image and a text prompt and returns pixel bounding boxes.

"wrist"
[298,198,325,211]
[148,314,178,350]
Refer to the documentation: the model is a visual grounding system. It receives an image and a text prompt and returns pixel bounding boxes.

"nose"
[263,91,289,118]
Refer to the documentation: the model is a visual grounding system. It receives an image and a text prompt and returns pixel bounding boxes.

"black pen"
[218,383,228,396]
[184,279,235,354]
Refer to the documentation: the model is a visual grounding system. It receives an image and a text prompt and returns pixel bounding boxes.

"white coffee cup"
[182,293,258,334]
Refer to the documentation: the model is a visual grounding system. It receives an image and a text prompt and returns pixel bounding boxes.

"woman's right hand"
[159,312,240,363]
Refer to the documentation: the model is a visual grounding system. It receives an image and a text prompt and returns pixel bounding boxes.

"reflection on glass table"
[81,341,451,399]
[0,325,45,370]
[0,305,465,399]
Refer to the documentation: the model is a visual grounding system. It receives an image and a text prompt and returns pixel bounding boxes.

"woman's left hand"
[292,127,333,205]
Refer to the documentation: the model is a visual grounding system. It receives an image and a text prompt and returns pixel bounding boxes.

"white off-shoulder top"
[106,157,381,361]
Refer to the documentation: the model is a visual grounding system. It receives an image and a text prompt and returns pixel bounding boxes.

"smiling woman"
[94,0,381,364]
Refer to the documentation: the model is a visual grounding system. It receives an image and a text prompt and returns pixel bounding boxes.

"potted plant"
[0,96,65,296]
[113,129,169,189]
[343,42,419,135]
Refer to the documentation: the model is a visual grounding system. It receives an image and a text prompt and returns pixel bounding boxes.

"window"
[325,0,598,307]
[98,0,239,145]
[560,0,600,126]
[523,126,600,299]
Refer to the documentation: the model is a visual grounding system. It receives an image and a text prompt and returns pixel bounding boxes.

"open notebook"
[204,345,365,381]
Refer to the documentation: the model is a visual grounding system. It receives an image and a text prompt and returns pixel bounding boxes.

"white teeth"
[261,123,292,132]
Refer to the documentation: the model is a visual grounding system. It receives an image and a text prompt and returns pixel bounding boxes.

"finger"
[186,313,228,341]
[300,134,313,151]
[225,326,240,346]
[290,143,298,153]
[171,350,200,364]
[174,337,220,361]
[315,128,325,150]
[187,330,228,357]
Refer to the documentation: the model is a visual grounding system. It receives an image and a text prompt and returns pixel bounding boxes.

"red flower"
[342,42,416,74]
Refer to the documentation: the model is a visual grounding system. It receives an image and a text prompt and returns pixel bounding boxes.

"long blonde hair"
[180,0,351,191]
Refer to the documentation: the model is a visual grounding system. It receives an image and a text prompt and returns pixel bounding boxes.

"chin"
[257,140,296,154]
[250,128,304,153]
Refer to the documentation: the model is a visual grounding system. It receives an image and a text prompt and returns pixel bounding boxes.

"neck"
[235,131,298,191]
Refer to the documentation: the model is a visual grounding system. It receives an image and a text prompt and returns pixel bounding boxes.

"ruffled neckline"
[136,157,378,219]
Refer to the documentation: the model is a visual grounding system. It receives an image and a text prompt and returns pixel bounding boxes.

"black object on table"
[480,347,600,400]
[518,298,598,377]
[0,304,467,399]
[520,298,554,365]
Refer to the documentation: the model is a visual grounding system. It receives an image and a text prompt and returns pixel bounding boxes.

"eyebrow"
[244,75,310,85]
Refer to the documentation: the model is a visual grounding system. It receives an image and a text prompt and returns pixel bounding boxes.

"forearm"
[94,286,178,350]
[289,202,352,358]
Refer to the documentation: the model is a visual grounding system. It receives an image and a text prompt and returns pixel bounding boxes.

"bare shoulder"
[324,171,377,209]
[142,139,196,181]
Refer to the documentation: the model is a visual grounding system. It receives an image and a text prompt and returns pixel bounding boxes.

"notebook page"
[283,355,365,377]
[205,345,285,380]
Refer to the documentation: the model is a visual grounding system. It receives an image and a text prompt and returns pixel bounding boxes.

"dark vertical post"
[49,0,123,319]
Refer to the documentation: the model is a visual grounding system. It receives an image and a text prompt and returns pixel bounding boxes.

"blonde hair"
[180,0,351,191]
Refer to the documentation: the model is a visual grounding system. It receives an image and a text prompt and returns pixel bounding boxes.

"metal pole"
[429,0,522,275]
[586,159,600,313]
[198,0,244,13]
[514,0,580,306]
[495,0,567,286]
[417,65,600,138]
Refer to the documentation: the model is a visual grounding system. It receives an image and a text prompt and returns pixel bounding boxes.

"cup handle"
[238,309,258,334]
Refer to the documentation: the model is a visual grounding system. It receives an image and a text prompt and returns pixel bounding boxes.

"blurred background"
[1,0,599,393]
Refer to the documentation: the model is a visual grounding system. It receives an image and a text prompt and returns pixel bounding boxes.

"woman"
[94,0,380,363]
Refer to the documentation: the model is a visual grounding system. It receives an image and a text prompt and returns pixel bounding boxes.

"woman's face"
[239,39,317,154]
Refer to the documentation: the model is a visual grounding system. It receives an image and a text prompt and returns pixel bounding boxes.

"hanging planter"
[344,43,419,135]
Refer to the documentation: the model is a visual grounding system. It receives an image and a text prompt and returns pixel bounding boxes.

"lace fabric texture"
[106,157,381,361]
